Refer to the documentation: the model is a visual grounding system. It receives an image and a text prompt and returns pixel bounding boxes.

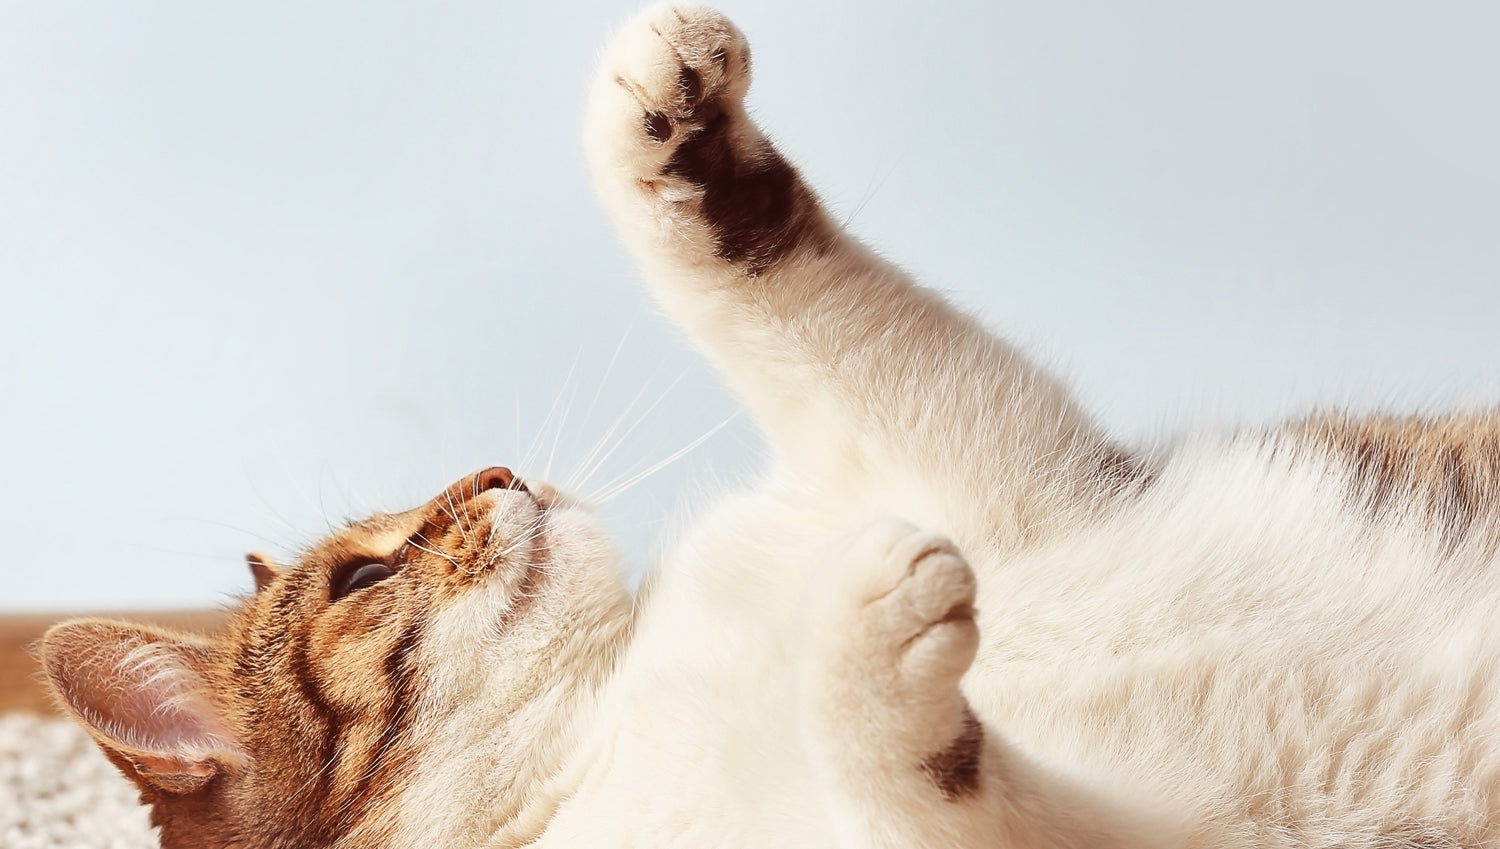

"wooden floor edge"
[0,610,228,715]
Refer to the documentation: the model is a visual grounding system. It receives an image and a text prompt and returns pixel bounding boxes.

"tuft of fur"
[39,5,1500,848]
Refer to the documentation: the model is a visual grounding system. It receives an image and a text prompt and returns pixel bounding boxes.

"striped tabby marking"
[1296,412,1500,546]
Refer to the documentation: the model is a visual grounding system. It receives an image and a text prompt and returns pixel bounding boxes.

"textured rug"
[0,713,156,849]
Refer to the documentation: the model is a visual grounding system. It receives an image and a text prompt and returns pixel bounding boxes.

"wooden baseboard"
[0,611,226,715]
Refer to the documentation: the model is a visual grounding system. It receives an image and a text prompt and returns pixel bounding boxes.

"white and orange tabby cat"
[38,5,1500,848]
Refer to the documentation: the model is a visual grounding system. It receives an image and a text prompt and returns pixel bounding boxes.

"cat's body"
[39,5,1500,848]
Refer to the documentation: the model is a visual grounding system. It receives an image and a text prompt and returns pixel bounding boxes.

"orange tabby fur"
[40,469,619,848]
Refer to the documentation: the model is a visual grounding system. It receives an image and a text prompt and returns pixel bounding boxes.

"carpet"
[0,713,156,849]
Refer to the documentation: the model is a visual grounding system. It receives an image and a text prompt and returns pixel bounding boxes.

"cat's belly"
[964,444,1500,845]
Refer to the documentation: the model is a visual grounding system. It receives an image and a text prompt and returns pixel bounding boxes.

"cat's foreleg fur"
[584,4,1124,548]
[801,519,1183,849]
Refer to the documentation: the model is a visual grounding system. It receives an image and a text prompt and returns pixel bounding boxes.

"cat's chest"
[535,497,851,846]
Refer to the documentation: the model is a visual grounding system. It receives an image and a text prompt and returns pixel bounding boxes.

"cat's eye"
[331,561,396,601]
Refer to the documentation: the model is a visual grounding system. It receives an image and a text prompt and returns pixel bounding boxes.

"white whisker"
[589,413,737,506]
[409,536,460,568]
[570,321,638,455]
[570,371,687,495]
[521,350,584,476]
[499,520,549,560]
[565,371,665,492]
[442,490,474,549]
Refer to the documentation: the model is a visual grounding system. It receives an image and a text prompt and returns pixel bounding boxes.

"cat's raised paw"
[589,3,750,177]
[586,4,828,274]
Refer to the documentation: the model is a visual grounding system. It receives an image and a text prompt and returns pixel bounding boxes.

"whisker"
[331,699,417,829]
[408,536,460,568]
[513,387,524,473]
[442,490,475,549]
[286,747,340,809]
[564,360,673,493]
[500,523,547,557]
[498,517,549,559]
[520,350,583,476]
[570,371,686,495]
[190,517,297,550]
[589,413,737,506]
[570,320,638,459]
[458,486,479,545]
[544,384,582,482]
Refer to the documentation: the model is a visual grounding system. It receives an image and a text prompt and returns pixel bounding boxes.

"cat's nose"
[474,466,528,495]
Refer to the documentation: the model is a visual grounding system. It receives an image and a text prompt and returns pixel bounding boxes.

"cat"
[38,4,1500,848]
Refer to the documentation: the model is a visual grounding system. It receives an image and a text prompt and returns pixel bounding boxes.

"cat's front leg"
[586,6,1123,543]
[802,520,1182,849]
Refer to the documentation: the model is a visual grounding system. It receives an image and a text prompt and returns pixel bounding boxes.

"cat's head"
[39,467,632,848]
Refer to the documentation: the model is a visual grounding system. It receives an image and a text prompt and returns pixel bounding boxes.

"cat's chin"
[532,501,631,615]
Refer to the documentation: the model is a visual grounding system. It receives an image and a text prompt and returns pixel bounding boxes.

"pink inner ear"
[44,624,243,772]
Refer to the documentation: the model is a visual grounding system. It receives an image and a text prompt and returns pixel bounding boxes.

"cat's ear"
[246,551,281,593]
[38,619,246,794]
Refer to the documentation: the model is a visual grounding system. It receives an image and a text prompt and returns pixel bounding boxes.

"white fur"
[387,5,1500,847]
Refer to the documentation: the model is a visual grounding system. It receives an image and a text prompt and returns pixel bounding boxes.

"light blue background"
[3,1,1497,611]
